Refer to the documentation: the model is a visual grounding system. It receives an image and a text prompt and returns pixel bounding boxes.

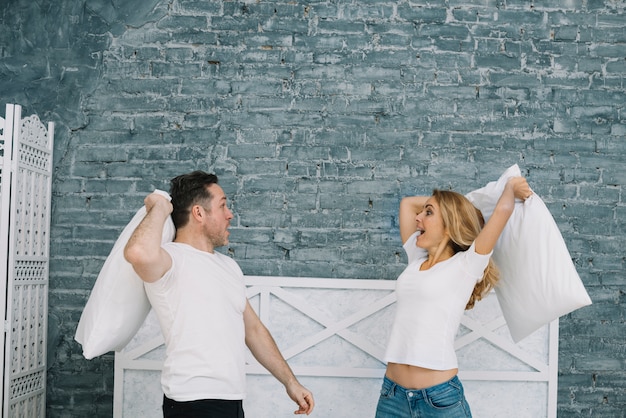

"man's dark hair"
[169,171,219,229]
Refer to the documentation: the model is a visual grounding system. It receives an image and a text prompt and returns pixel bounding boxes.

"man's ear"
[191,205,205,222]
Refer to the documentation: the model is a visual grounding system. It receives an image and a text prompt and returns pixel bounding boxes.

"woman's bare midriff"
[385,362,458,390]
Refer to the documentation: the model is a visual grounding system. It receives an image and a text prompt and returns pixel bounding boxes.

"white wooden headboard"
[114,276,558,418]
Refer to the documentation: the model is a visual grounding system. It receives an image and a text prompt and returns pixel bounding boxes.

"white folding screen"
[0,104,54,418]
[0,104,16,396]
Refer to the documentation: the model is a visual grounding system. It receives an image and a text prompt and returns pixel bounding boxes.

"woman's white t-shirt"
[144,242,247,402]
[384,231,492,370]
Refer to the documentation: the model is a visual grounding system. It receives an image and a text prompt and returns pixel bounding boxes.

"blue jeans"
[375,375,472,418]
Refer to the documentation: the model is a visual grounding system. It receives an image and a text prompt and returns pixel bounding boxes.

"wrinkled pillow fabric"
[75,190,175,359]
[466,165,592,342]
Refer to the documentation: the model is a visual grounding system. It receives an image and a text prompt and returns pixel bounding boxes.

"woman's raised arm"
[474,177,532,255]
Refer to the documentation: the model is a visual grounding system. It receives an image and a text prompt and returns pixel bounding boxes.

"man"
[124,171,314,417]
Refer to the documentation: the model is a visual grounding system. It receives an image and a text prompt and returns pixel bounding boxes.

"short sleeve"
[144,244,177,291]
[462,242,492,281]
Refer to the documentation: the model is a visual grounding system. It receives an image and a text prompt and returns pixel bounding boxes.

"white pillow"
[465,165,592,342]
[75,190,175,359]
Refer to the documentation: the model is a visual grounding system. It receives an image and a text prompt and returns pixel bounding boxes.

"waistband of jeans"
[383,374,459,398]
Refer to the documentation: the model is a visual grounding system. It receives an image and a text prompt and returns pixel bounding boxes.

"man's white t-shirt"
[384,231,491,370]
[144,242,247,401]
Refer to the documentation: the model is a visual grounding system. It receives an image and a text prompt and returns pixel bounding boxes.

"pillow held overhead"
[465,165,592,342]
[75,189,175,359]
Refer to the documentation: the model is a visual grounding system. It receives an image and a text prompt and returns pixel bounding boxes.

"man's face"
[199,184,234,249]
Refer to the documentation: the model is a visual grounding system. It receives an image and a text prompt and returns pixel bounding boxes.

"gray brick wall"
[1,0,624,416]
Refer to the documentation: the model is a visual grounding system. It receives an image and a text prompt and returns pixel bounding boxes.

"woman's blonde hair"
[432,189,499,310]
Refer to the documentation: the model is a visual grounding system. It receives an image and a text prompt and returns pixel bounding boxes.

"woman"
[375,177,531,418]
